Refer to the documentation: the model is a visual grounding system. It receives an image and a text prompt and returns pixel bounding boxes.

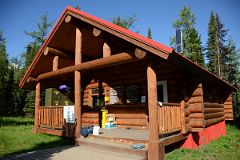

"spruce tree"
[225,37,239,85]
[171,6,204,66]
[0,32,9,116]
[147,28,152,39]
[206,12,218,75]
[111,15,137,30]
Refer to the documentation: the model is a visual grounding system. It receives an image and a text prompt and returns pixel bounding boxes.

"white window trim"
[157,80,168,103]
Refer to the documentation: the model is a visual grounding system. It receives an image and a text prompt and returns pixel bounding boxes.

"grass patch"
[0,117,73,157]
[165,124,240,160]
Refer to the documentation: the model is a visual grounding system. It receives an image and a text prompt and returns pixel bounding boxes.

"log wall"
[224,94,233,120]
[187,83,205,131]
[203,103,225,127]
[82,61,148,128]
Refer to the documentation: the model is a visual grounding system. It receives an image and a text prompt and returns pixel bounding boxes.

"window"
[157,80,168,103]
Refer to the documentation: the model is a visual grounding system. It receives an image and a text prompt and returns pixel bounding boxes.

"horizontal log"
[205,112,225,120]
[65,15,72,23]
[190,113,203,119]
[27,77,38,83]
[224,108,233,112]
[162,103,180,106]
[37,52,135,81]
[185,109,190,117]
[205,116,225,127]
[189,96,203,104]
[225,113,233,118]
[224,105,233,109]
[135,48,147,59]
[204,108,224,113]
[82,118,99,123]
[204,103,224,108]
[185,117,190,123]
[82,122,99,127]
[116,118,146,126]
[82,112,99,118]
[93,28,101,37]
[44,47,73,59]
[224,102,232,105]
[114,113,148,119]
[188,103,203,113]
[189,119,205,128]
[192,87,203,96]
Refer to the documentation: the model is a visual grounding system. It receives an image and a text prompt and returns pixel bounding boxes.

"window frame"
[157,80,168,103]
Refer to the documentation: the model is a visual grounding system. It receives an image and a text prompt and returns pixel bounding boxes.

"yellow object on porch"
[101,109,108,128]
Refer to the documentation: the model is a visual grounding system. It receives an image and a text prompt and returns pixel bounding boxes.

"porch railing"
[158,103,182,134]
[38,106,64,129]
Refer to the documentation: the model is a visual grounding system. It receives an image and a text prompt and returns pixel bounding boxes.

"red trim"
[181,121,226,149]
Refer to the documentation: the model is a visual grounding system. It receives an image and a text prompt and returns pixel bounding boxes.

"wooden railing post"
[75,27,82,138]
[33,82,40,133]
[147,65,161,160]
[181,100,187,134]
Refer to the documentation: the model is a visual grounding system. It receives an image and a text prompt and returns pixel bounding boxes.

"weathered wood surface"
[33,82,41,133]
[38,106,64,129]
[37,52,135,81]
[147,65,160,160]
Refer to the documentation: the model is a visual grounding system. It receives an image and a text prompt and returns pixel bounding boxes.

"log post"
[74,28,82,138]
[53,56,59,71]
[147,65,161,160]
[103,42,111,57]
[33,82,40,133]
[181,100,187,134]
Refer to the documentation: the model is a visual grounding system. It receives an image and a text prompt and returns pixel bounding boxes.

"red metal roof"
[19,6,235,91]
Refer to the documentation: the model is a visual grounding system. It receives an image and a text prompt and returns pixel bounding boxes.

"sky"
[0,0,239,58]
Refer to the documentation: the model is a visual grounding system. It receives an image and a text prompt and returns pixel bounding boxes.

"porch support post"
[147,65,161,160]
[74,27,82,138]
[33,82,40,133]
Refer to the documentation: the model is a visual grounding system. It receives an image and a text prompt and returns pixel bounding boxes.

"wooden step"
[76,137,147,159]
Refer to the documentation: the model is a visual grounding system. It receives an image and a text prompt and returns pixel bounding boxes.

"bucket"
[93,126,100,135]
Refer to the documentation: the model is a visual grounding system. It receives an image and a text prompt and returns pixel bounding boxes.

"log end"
[65,15,72,23]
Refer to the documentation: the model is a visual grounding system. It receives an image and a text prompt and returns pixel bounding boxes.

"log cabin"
[19,6,235,160]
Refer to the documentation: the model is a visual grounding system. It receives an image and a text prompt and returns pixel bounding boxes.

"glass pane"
[157,85,164,102]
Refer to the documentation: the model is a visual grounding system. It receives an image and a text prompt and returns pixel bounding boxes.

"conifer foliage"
[171,6,205,66]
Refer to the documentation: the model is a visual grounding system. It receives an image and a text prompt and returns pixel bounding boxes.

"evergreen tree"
[206,12,218,75]
[111,15,137,30]
[171,6,204,66]
[147,28,152,39]
[25,14,52,45]
[225,37,239,85]
[0,32,9,116]
[21,14,52,117]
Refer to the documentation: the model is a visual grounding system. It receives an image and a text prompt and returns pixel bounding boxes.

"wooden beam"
[147,65,160,160]
[74,28,82,138]
[103,42,111,57]
[27,77,38,83]
[33,82,40,133]
[93,28,101,37]
[44,47,73,59]
[37,52,134,81]
[65,15,72,23]
[53,56,59,71]
[135,48,147,59]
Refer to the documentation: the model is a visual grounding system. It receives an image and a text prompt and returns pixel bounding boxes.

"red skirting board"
[181,121,226,149]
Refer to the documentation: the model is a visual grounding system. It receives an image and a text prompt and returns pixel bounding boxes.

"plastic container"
[93,126,100,135]
[105,122,111,128]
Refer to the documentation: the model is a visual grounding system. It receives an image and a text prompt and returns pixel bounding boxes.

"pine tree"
[225,38,239,85]
[171,6,204,66]
[0,32,9,116]
[206,12,218,75]
[21,14,52,117]
[147,28,152,39]
[111,15,137,30]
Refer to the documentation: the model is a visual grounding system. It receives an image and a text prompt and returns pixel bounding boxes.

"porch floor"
[90,128,149,143]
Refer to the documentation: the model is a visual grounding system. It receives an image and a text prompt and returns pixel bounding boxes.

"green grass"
[0,117,73,157]
[165,124,240,160]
